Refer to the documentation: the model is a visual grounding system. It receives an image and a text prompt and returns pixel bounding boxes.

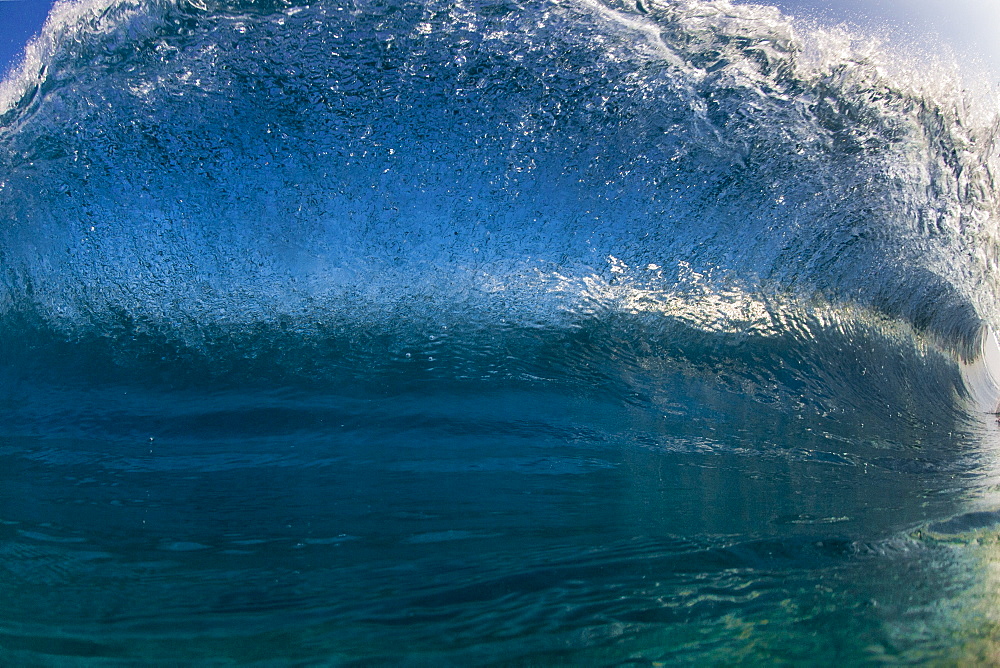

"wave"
[0,0,998,418]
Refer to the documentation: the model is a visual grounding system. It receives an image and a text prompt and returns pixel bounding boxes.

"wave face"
[1,0,998,370]
[3,0,1000,663]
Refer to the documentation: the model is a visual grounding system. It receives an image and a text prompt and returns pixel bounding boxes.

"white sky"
[750,0,1000,77]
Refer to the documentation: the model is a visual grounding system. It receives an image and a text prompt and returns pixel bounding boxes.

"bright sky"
[741,0,1000,77]
[0,0,53,77]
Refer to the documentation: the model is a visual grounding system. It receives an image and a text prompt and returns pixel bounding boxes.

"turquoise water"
[2,0,1000,663]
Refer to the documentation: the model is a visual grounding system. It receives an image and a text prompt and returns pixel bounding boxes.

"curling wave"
[0,0,998,418]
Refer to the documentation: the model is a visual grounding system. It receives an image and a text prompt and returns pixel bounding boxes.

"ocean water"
[2,0,1000,663]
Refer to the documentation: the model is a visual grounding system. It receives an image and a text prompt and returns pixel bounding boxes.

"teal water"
[2,0,1000,663]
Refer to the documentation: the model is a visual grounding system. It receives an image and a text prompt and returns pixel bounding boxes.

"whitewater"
[2,0,1000,663]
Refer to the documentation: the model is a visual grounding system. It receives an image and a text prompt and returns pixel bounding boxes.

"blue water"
[3,0,1000,663]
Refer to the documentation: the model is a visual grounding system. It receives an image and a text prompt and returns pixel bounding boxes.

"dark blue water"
[3,0,1000,663]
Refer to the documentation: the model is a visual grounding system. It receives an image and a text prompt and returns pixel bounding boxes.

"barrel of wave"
[962,327,1000,414]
